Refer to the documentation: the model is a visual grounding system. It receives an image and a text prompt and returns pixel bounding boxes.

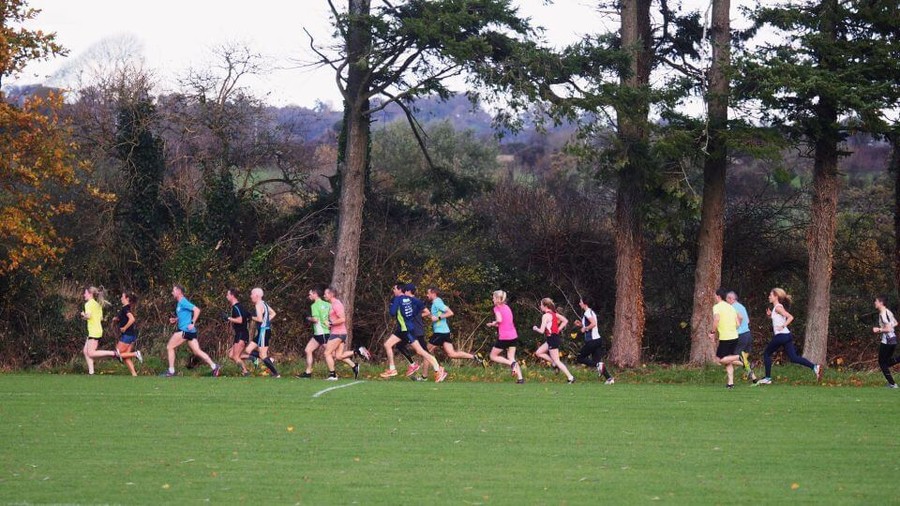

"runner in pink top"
[486,290,524,383]
[323,287,359,380]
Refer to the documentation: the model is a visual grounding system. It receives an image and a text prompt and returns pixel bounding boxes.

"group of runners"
[77,281,900,387]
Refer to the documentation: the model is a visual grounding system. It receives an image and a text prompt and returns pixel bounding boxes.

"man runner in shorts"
[298,286,331,378]
[161,285,220,377]
[728,291,757,384]
[380,282,421,378]
[243,288,280,378]
[710,288,743,389]
[225,288,251,376]
[425,287,482,368]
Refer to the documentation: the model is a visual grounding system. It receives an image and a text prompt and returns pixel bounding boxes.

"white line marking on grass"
[312,381,364,398]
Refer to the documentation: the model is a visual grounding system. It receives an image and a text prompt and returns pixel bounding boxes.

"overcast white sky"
[12,0,754,108]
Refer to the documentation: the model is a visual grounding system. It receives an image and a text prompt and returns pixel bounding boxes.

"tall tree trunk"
[331,0,371,343]
[688,0,730,364]
[891,134,900,297]
[802,1,840,366]
[609,0,652,367]
[803,102,839,366]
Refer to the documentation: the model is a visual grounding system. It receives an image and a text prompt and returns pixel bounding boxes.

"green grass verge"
[1,375,897,504]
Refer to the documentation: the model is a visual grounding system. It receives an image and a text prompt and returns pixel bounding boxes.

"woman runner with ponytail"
[80,286,117,375]
[532,298,575,384]
[112,292,143,376]
[757,288,822,385]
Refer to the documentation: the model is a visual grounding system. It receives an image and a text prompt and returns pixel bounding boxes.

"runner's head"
[172,284,185,300]
[715,288,728,302]
[251,287,264,303]
[84,286,108,306]
[492,290,507,306]
[726,291,737,304]
[426,287,440,301]
[540,298,556,312]
[578,296,591,310]
[121,291,138,306]
[324,286,338,301]
[769,287,791,306]
[392,282,405,296]
[226,287,239,304]
[404,283,416,296]
[875,295,889,310]
[308,286,324,301]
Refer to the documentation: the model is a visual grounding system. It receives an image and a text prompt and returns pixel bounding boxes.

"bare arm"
[557,313,569,332]
[189,307,200,330]
[120,312,135,333]
[775,305,793,328]
[533,313,551,334]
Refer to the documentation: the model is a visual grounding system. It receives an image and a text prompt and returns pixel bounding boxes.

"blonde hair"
[540,298,556,311]
[771,288,792,306]
[492,290,507,304]
[86,286,110,307]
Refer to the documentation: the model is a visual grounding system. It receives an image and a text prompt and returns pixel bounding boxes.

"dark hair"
[309,286,325,297]
[325,285,339,297]
[404,283,417,294]
[427,287,440,296]
[227,287,240,299]
[579,296,592,308]
[123,292,138,306]
[393,281,406,290]
[877,295,890,305]
[173,284,186,295]
[715,288,728,300]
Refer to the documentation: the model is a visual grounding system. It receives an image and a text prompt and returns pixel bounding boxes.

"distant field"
[1,374,898,504]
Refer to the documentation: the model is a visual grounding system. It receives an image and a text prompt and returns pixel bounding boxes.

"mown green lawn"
[0,374,896,504]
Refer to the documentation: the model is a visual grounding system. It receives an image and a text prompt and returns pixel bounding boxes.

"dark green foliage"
[115,95,167,289]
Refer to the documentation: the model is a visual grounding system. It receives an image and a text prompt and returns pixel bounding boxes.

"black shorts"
[429,333,452,346]
[545,334,562,350]
[181,331,198,341]
[716,339,738,359]
[493,338,519,350]
[313,334,328,346]
[233,331,250,344]
[256,328,272,347]
[393,324,405,338]
[735,332,752,355]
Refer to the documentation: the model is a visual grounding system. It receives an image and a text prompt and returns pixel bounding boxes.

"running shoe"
[435,368,448,383]
[358,346,372,361]
[134,350,143,364]
[405,363,420,377]
[114,348,123,362]
[814,364,823,381]
[413,375,427,382]
[888,383,898,389]
[567,377,576,384]
[159,370,175,377]
[379,369,398,378]
[352,363,360,380]
[296,372,312,378]
[604,377,615,385]
[726,384,734,390]
[212,365,221,377]
[516,378,525,384]
[326,375,339,381]
[757,377,773,385]
[273,374,281,379]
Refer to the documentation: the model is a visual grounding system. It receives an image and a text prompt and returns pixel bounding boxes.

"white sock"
[168,367,175,373]
[389,365,396,371]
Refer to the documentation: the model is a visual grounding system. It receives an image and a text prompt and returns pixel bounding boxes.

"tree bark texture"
[689,0,730,364]
[610,0,652,367]
[330,0,372,344]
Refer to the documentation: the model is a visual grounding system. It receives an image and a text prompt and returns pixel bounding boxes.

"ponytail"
[771,287,792,307]
[87,286,110,307]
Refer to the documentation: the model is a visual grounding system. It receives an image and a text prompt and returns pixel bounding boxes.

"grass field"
[1,373,898,505]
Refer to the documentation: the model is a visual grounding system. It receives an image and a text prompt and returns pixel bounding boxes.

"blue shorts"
[256,328,272,347]
[328,334,347,342]
[119,333,137,345]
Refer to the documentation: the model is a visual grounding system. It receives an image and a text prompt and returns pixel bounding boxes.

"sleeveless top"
[880,309,897,345]
[545,312,560,336]
[771,304,790,335]
[260,303,271,330]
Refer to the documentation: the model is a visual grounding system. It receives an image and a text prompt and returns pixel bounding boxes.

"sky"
[11,0,750,109]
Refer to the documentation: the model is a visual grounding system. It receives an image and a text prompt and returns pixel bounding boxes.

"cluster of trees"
[0,0,897,369]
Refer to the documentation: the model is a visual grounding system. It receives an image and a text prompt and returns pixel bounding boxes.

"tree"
[607,0,653,367]
[310,0,533,340]
[689,0,730,364]
[741,0,900,364]
[0,0,75,275]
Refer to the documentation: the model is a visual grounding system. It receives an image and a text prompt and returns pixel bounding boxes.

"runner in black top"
[112,292,143,376]
[225,288,251,376]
